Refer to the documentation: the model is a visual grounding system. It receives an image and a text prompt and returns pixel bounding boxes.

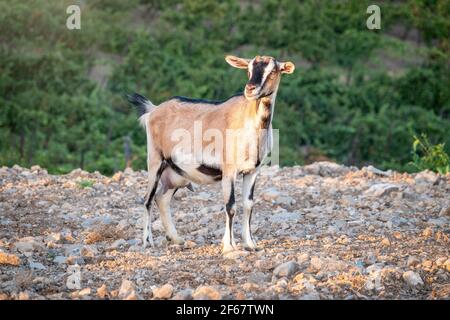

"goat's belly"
[166,159,221,185]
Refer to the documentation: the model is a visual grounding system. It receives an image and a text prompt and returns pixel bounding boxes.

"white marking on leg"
[242,172,258,250]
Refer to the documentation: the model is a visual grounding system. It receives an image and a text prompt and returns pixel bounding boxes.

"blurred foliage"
[410,134,450,174]
[0,0,449,175]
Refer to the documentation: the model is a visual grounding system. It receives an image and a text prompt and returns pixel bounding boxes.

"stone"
[14,237,44,254]
[172,289,193,300]
[303,161,350,177]
[66,265,81,290]
[153,284,174,299]
[193,286,221,300]
[29,261,46,270]
[422,227,433,237]
[273,261,300,278]
[414,170,439,185]
[97,284,108,299]
[269,211,301,223]
[109,239,127,249]
[406,256,420,268]
[0,252,20,266]
[427,218,447,227]
[118,279,136,299]
[18,291,30,300]
[364,183,399,197]
[439,206,450,217]
[261,188,280,202]
[224,250,249,260]
[78,288,91,296]
[53,256,67,264]
[364,165,392,177]
[443,259,450,272]
[402,271,424,287]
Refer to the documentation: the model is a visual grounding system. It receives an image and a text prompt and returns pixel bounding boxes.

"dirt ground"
[0,162,449,300]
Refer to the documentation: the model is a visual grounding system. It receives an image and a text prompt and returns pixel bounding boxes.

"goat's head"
[225,55,295,101]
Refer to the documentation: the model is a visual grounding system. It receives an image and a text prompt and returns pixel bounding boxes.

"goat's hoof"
[222,245,238,254]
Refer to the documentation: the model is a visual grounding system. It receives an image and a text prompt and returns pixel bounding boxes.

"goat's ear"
[225,55,250,69]
[280,61,295,74]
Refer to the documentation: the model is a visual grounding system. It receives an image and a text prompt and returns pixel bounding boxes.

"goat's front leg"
[221,175,237,253]
[242,171,259,250]
[142,154,164,249]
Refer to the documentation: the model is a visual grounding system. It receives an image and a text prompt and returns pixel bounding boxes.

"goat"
[128,55,295,253]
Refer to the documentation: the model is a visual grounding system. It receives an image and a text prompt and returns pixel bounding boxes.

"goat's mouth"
[244,90,261,100]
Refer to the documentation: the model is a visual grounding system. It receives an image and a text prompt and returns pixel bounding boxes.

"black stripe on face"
[249,61,269,86]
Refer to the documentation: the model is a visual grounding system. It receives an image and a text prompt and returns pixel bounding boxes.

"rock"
[111,171,123,182]
[97,284,108,299]
[14,237,44,254]
[18,291,30,300]
[184,240,197,249]
[66,265,81,290]
[109,239,127,249]
[402,271,423,287]
[303,161,350,177]
[80,246,98,258]
[364,165,392,177]
[193,286,221,300]
[224,250,249,260]
[414,170,439,185]
[422,227,433,237]
[29,261,46,270]
[53,256,67,264]
[364,183,399,197]
[153,284,174,299]
[0,252,20,266]
[407,256,420,268]
[443,259,450,272]
[78,288,91,296]
[381,238,391,246]
[275,196,296,206]
[118,279,136,300]
[270,211,301,223]
[365,264,385,292]
[172,289,193,300]
[427,218,447,227]
[261,188,280,202]
[273,261,300,279]
[309,257,323,272]
[439,206,450,217]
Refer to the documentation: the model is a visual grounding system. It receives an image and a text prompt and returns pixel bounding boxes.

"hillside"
[1,1,449,174]
[0,162,449,300]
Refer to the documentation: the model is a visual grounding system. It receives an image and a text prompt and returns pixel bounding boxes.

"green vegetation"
[77,180,94,189]
[410,134,450,174]
[1,0,449,175]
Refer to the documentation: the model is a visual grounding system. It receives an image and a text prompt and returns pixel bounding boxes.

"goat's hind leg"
[155,168,185,245]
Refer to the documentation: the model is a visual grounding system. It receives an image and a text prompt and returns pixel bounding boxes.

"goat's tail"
[127,93,156,128]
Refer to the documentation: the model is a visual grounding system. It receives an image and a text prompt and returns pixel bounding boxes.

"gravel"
[0,162,449,299]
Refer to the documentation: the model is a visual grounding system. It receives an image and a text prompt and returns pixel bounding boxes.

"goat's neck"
[247,91,277,129]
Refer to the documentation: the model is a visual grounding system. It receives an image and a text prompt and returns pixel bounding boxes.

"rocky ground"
[0,162,449,300]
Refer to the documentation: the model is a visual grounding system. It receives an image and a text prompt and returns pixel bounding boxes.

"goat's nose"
[246,84,256,91]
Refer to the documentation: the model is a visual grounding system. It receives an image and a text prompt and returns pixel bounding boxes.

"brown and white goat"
[128,55,295,253]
